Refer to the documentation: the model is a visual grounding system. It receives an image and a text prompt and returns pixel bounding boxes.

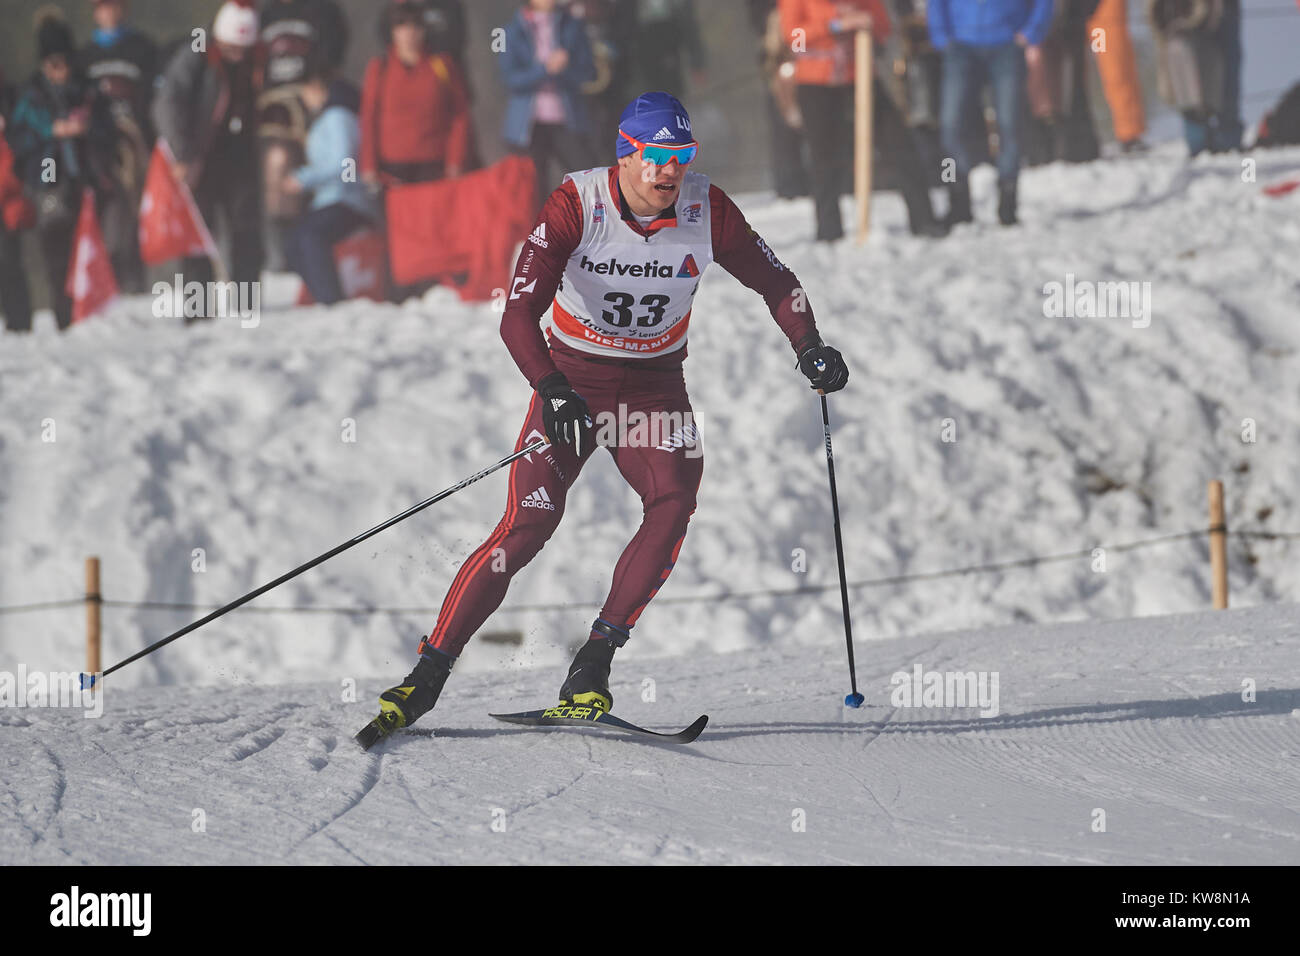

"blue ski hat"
[616,91,694,157]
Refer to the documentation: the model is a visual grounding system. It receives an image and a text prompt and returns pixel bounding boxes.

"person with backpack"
[360,1,470,189]
[360,0,472,299]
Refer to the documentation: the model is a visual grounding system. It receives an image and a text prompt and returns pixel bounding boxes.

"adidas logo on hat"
[521,486,556,511]
[652,127,675,141]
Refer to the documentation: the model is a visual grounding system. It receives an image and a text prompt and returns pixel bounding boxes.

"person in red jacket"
[361,0,471,299]
[369,91,851,738]
[360,1,470,188]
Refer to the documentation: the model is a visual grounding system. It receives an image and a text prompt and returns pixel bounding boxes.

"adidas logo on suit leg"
[521,487,556,511]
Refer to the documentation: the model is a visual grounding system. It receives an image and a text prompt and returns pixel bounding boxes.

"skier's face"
[619,150,687,215]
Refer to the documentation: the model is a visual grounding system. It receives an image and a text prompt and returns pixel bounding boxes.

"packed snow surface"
[3,604,1298,864]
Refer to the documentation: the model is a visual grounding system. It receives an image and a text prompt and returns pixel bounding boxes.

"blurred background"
[1,0,1296,193]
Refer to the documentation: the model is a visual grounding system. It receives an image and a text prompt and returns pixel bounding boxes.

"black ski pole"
[84,438,549,687]
[817,392,863,708]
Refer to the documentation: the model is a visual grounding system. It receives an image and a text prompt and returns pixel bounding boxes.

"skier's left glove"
[537,372,595,456]
[798,341,849,393]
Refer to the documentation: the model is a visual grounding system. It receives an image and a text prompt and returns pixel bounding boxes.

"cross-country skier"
[375,90,849,730]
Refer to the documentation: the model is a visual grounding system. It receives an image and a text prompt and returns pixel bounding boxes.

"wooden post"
[1208,480,1228,609]
[854,28,874,244]
[86,556,102,676]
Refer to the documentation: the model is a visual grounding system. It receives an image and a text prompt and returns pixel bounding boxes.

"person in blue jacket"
[499,0,596,209]
[927,0,1053,226]
[283,65,379,305]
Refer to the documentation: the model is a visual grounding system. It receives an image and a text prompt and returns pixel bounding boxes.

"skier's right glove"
[537,372,594,456]
[798,341,850,393]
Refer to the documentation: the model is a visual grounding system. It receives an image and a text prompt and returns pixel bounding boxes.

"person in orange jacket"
[1088,0,1147,151]
[779,0,946,239]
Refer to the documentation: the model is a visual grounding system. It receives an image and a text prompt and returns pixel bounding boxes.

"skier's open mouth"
[655,183,676,193]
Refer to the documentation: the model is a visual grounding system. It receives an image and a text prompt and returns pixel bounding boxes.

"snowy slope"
[3,603,1298,865]
[3,145,1300,691]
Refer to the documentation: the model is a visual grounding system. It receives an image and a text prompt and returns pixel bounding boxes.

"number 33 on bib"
[549,167,713,357]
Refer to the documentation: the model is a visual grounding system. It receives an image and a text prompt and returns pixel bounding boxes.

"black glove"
[537,372,594,456]
[797,342,849,393]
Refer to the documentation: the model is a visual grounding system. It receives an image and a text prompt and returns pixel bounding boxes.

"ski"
[490,705,708,744]
[357,707,708,750]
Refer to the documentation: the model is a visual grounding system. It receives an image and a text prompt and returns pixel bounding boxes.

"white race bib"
[548,167,714,359]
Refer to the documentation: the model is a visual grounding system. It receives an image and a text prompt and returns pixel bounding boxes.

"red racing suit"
[422,166,820,656]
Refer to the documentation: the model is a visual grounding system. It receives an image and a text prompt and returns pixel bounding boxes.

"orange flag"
[64,188,119,324]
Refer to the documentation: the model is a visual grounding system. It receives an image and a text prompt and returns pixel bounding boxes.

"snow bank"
[2,145,1299,688]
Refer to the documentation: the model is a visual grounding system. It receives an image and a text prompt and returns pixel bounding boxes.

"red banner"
[65,188,119,324]
[384,155,536,302]
[138,139,220,267]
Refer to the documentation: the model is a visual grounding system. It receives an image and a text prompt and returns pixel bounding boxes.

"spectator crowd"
[0,0,1291,332]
